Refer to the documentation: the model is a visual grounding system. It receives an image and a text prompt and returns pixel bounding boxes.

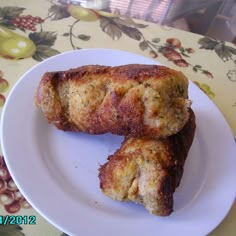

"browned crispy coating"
[35,64,190,138]
[99,109,196,216]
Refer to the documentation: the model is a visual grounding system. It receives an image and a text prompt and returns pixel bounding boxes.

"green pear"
[0,26,36,60]
[67,5,99,22]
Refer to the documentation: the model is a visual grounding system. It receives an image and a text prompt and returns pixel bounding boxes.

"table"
[0,1,235,235]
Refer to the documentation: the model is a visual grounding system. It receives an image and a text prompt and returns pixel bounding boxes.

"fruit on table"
[166,38,181,48]
[0,77,9,93]
[0,156,32,213]
[67,5,99,21]
[0,190,14,205]
[186,48,195,53]
[173,59,189,67]
[150,50,158,58]
[7,179,18,192]
[0,26,36,59]
[13,191,23,201]
[0,179,6,194]
[96,10,118,18]
[4,200,21,213]
[12,15,44,31]
[0,94,5,107]
[162,47,182,60]
[0,166,11,180]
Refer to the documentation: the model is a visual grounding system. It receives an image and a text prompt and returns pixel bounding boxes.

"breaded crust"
[35,64,190,138]
[99,109,196,216]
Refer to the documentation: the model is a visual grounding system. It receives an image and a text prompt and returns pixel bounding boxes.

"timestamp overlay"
[0,215,36,225]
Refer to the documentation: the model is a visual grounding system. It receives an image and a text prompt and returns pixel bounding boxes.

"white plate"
[1,49,236,236]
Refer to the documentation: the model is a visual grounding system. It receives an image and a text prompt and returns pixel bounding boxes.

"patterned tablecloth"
[0,0,235,235]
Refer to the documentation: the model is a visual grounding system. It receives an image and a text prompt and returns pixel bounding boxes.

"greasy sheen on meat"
[35,64,190,138]
[99,109,196,216]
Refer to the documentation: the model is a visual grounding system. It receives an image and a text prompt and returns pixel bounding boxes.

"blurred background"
[59,0,236,43]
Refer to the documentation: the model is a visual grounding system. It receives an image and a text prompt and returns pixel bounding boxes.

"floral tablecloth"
[0,0,235,235]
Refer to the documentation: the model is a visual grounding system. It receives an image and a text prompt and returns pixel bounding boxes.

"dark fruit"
[4,200,21,213]
[186,48,195,53]
[150,51,158,58]
[12,15,44,31]
[173,59,189,67]
[0,179,7,193]
[162,47,182,60]
[166,38,181,48]
[0,166,10,180]
[13,191,23,201]
[0,156,32,213]
[7,179,18,192]
[0,190,14,205]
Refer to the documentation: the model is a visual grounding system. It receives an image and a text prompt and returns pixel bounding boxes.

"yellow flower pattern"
[193,81,215,99]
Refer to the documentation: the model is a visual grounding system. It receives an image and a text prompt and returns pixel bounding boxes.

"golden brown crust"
[35,64,190,138]
[99,109,196,216]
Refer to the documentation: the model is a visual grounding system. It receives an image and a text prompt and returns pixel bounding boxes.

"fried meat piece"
[99,109,196,216]
[35,64,190,138]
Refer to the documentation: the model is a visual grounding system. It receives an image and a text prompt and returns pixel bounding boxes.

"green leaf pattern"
[29,31,60,61]
[198,37,236,81]
[99,17,125,40]
[0,7,25,29]
[0,6,25,20]
[29,31,57,47]
[199,37,236,61]
[77,34,91,41]
[48,5,70,20]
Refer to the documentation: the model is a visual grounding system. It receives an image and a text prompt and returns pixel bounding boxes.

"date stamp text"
[0,215,36,225]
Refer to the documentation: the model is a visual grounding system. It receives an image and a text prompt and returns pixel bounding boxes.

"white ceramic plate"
[1,49,236,236]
